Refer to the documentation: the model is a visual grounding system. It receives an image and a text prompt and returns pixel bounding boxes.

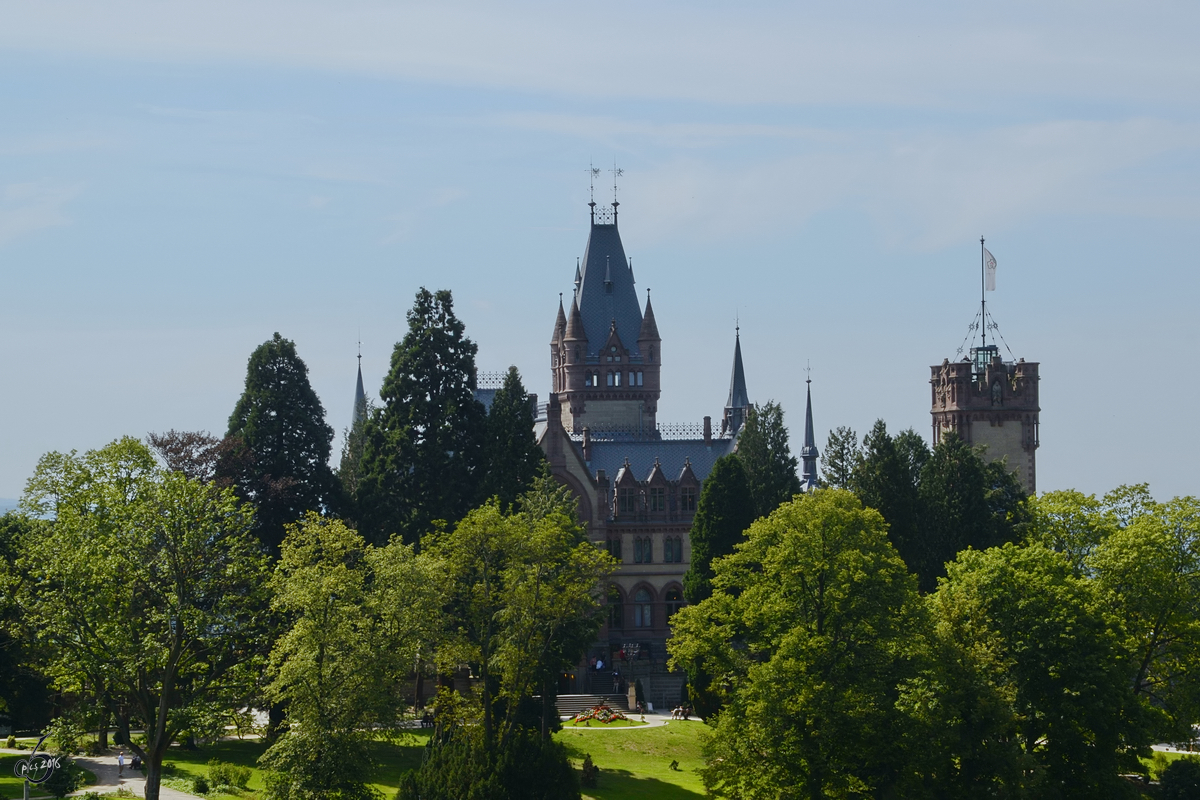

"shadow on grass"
[582,768,705,800]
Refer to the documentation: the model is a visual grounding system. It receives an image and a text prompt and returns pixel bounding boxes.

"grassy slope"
[40,722,705,800]
[556,721,707,800]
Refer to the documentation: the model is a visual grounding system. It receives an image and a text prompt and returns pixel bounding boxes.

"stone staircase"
[554,694,630,716]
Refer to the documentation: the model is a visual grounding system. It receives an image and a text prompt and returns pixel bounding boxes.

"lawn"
[0,752,97,800]
[556,720,707,800]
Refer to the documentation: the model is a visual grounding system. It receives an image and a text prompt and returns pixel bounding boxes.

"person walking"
[118,752,125,777]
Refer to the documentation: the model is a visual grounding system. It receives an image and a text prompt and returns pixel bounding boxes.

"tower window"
[585,374,592,387]
[665,588,684,619]
[618,488,636,514]
[629,371,636,386]
[664,536,674,563]
[614,371,622,387]
[606,372,614,387]
[681,487,697,512]
[637,371,644,386]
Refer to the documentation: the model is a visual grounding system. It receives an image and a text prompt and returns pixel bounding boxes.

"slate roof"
[352,362,368,425]
[586,437,736,485]
[800,380,820,491]
[726,331,749,411]
[575,222,643,359]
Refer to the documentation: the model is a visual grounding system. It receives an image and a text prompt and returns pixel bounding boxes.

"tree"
[356,289,487,546]
[220,332,337,554]
[402,477,609,798]
[337,397,375,508]
[851,420,923,577]
[682,454,756,605]
[820,426,859,489]
[146,429,223,483]
[17,438,270,800]
[259,514,442,800]
[668,490,924,800]
[1088,495,1200,743]
[0,514,51,735]
[480,366,545,510]
[735,400,801,519]
[916,431,1027,591]
[932,543,1146,797]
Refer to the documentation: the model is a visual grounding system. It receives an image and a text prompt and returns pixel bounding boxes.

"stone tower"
[549,198,661,434]
[930,344,1040,493]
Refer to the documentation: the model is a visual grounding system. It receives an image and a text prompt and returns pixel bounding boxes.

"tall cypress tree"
[683,454,757,604]
[481,366,545,510]
[821,426,860,490]
[220,332,336,554]
[356,288,487,546]
[736,400,801,519]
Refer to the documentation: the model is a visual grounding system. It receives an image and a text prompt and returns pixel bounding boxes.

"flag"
[984,247,997,291]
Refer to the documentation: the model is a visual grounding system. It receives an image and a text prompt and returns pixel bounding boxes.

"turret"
[722,328,750,436]
[799,378,819,491]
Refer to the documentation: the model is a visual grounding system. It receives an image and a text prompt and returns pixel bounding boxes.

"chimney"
[703,416,712,446]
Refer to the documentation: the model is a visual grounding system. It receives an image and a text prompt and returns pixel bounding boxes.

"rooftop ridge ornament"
[589,164,601,223]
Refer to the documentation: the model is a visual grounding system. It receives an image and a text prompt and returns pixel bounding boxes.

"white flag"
[984,247,997,291]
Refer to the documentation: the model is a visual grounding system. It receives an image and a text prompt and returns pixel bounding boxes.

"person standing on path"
[118,752,125,776]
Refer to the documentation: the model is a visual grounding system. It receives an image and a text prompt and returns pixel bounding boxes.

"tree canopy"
[16,437,270,800]
[220,332,337,553]
[480,366,546,510]
[682,454,755,605]
[356,288,487,546]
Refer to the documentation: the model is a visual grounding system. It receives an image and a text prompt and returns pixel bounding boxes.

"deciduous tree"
[18,438,270,800]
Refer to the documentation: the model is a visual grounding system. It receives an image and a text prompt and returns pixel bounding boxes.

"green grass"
[0,753,97,799]
[560,719,647,728]
[555,720,707,800]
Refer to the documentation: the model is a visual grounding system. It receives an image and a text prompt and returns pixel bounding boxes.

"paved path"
[70,753,201,799]
[559,713,704,731]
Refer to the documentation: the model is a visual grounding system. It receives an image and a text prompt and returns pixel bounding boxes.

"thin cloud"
[0,181,82,246]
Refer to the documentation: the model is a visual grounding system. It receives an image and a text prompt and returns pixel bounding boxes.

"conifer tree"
[850,420,923,578]
[683,454,756,604]
[481,366,545,510]
[221,332,336,554]
[736,400,801,519]
[356,288,487,546]
[821,426,860,489]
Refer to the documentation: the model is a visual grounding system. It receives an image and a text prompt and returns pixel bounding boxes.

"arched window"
[608,585,624,629]
[637,371,644,386]
[606,372,614,387]
[664,537,675,563]
[614,371,622,387]
[634,589,652,628]
[584,373,592,387]
[665,588,684,619]
[629,371,636,386]
[633,537,642,563]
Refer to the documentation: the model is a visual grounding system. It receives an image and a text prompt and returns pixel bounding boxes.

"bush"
[42,760,84,799]
[1161,757,1200,800]
[580,754,598,789]
[398,730,579,800]
[5,735,15,748]
[193,775,210,794]
[208,759,251,789]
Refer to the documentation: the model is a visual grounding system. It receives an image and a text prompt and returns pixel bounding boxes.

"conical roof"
[574,219,642,357]
[726,330,749,411]
[638,292,660,341]
[564,296,586,341]
[800,379,820,491]
[551,295,567,344]
[352,360,367,426]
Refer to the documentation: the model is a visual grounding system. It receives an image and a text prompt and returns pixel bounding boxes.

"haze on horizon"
[1,0,1198,502]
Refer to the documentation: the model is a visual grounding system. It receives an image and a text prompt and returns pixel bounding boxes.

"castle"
[535,193,818,706]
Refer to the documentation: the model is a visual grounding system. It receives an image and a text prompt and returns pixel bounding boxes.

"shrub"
[580,754,598,789]
[42,760,84,798]
[5,735,15,748]
[1161,757,1200,800]
[398,730,580,800]
[193,775,210,794]
[208,759,251,789]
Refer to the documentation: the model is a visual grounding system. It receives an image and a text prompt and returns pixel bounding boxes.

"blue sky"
[2,1,1198,501]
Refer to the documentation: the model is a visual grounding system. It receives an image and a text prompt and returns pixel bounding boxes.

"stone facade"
[930,345,1040,493]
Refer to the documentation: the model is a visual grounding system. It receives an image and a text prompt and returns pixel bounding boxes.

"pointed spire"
[574,258,582,291]
[552,293,567,344]
[800,373,820,491]
[723,327,750,436]
[638,289,660,342]
[352,349,367,426]
[629,256,635,285]
[564,296,586,341]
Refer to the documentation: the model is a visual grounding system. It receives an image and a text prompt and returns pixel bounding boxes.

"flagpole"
[980,236,986,350]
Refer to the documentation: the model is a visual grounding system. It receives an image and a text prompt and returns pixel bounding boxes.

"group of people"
[669,705,694,721]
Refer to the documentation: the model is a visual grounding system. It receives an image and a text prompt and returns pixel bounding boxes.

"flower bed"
[571,704,629,724]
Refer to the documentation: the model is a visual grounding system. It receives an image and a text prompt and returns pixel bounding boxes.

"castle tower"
[931,240,1040,493]
[721,328,750,436]
[352,348,367,426]
[799,377,819,491]
[550,197,661,435]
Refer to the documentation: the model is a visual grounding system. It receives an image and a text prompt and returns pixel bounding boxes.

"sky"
[2,0,1199,503]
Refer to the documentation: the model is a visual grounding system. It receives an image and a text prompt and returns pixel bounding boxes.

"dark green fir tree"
[736,401,801,519]
[683,454,757,604]
[481,366,545,510]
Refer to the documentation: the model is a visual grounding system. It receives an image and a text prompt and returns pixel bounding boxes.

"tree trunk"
[144,758,162,800]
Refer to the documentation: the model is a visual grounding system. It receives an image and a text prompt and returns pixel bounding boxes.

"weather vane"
[611,162,623,203]
[589,163,601,203]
